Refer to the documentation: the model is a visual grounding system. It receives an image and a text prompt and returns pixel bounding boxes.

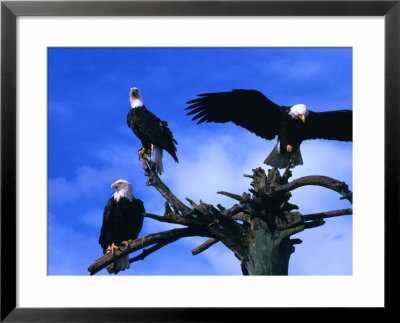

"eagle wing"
[186,90,283,140]
[113,197,145,243]
[303,110,352,141]
[99,197,117,253]
[127,108,178,162]
[128,198,145,238]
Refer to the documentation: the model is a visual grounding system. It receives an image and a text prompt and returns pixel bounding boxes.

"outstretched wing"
[186,89,284,140]
[303,110,352,141]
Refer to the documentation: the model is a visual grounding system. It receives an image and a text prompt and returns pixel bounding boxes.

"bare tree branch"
[217,191,251,203]
[304,219,325,229]
[278,225,305,240]
[129,242,171,264]
[217,191,243,202]
[192,238,219,255]
[141,157,191,213]
[273,175,353,203]
[232,213,251,223]
[88,227,207,275]
[303,208,353,221]
[144,212,203,227]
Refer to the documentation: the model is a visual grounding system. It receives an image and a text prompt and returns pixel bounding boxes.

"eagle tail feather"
[152,145,164,174]
[107,254,130,274]
[264,143,303,169]
[105,245,130,274]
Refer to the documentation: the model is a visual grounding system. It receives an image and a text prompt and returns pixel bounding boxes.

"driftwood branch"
[145,212,203,227]
[279,225,305,240]
[141,157,191,213]
[303,208,353,221]
[273,175,353,203]
[192,238,219,255]
[88,227,206,275]
[129,241,170,264]
[217,191,251,203]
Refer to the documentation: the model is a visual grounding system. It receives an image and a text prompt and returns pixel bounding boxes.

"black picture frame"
[1,1,399,321]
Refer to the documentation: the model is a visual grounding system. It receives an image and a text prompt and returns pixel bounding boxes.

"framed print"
[1,0,399,321]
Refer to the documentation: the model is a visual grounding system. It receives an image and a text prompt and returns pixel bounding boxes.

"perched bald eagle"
[127,87,178,174]
[186,89,352,168]
[99,179,145,274]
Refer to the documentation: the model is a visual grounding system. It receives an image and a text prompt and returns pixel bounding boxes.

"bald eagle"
[99,179,145,274]
[127,87,178,174]
[186,89,352,168]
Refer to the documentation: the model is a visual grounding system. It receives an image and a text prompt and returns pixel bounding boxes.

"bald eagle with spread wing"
[127,87,178,174]
[186,89,352,168]
[99,179,145,274]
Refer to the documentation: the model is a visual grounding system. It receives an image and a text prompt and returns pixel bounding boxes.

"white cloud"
[162,132,351,212]
[289,141,352,213]
[48,216,101,275]
[289,216,352,275]
[265,59,325,80]
[49,142,144,205]
[158,133,352,275]
[49,166,109,204]
[79,208,103,230]
[162,131,270,208]
[181,237,242,275]
[49,131,352,275]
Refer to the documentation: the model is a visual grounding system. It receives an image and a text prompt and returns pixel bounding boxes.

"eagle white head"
[111,179,133,202]
[289,104,308,124]
[130,87,144,108]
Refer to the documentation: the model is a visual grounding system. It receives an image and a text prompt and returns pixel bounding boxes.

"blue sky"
[48,47,352,275]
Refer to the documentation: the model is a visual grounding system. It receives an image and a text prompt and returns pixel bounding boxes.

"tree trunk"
[243,219,293,275]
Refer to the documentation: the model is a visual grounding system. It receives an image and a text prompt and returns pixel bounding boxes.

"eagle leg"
[138,146,151,161]
[107,243,119,255]
[138,146,146,158]
[286,145,293,152]
[284,164,291,173]
[289,154,296,167]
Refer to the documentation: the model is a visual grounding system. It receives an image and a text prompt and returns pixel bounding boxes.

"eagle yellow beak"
[111,182,118,189]
[300,115,306,124]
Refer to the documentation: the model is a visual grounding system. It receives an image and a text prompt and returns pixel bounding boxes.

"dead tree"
[88,156,352,276]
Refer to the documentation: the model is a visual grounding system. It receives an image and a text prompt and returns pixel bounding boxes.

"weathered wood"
[274,175,353,203]
[245,220,294,275]
[303,208,353,221]
[88,157,353,276]
[141,157,191,213]
[217,191,251,203]
[88,227,205,275]
[192,238,218,255]
[144,212,205,228]
[129,242,170,264]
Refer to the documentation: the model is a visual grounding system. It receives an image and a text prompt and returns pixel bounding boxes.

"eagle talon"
[138,147,146,158]
[121,240,130,248]
[107,243,119,255]
[289,154,296,166]
[138,146,152,161]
